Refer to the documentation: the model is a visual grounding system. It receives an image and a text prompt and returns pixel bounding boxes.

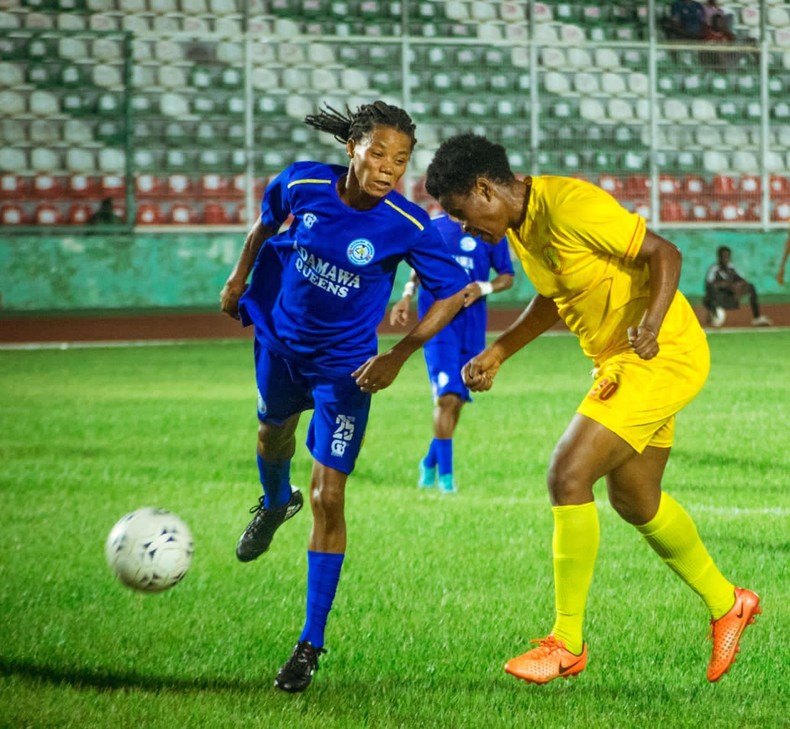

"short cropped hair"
[425,133,515,200]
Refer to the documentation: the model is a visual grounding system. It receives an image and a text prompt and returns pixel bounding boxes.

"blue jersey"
[418,215,514,351]
[239,162,468,375]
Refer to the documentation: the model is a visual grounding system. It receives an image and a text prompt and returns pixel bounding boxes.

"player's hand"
[627,325,659,360]
[389,298,411,327]
[352,349,408,393]
[220,280,248,320]
[462,348,503,392]
[462,282,484,308]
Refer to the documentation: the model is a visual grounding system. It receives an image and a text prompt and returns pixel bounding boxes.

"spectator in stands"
[219,101,468,694]
[704,246,772,326]
[663,0,706,40]
[702,14,737,69]
[425,132,760,687]
[777,229,790,285]
[389,215,514,495]
[88,197,122,226]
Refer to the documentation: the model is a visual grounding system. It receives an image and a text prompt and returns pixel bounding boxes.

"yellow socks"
[636,492,735,619]
[550,502,600,655]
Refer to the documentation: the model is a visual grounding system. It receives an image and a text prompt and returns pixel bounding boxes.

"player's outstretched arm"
[354,288,466,393]
[220,217,278,319]
[628,230,682,360]
[462,272,515,307]
[462,293,559,391]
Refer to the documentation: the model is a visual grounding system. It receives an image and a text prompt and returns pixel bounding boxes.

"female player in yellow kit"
[425,133,760,685]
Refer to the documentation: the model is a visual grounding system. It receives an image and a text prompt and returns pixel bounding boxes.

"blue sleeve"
[490,239,515,276]
[407,224,469,300]
[260,167,292,228]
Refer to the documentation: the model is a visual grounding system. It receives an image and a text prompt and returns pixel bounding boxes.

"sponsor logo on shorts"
[331,413,356,456]
[347,239,375,266]
[588,377,619,401]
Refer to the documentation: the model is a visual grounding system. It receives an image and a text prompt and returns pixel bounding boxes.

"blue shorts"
[254,341,371,475]
[422,319,481,403]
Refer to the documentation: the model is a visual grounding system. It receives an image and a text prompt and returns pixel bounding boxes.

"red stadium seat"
[690,201,714,221]
[597,174,623,196]
[170,203,195,224]
[682,175,707,198]
[772,200,790,221]
[166,175,193,197]
[738,175,760,198]
[204,203,229,224]
[743,202,761,221]
[624,175,649,198]
[718,202,743,222]
[769,175,790,197]
[660,201,686,221]
[67,203,93,224]
[633,200,651,221]
[0,203,26,224]
[34,203,63,225]
[136,203,165,225]
[712,175,737,197]
[135,174,165,197]
[32,175,66,198]
[1,175,28,199]
[198,174,229,198]
[68,175,99,198]
[101,175,125,198]
[658,175,681,197]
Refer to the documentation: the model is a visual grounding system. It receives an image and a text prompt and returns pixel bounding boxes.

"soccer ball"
[105,507,194,593]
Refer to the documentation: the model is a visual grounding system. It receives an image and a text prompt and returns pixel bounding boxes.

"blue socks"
[257,454,292,509]
[434,438,453,477]
[424,438,452,476]
[300,550,345,649]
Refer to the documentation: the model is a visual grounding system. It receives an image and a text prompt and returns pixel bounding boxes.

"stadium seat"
[704,151,730,174]
[32,175,66,198]
[689,201,714,221]
[661,201,686,222]
[769,175,790,197]
[136,203,165,225]
[0,203,26,225]
[597,174,623,196]
[625,175,650,198]
[658,175,681,197]
[772,200,790,221]
[203,203,229,224]
[34,203,63,225]
[101,174,125,198]
[739,175,761,197]
[0,174,27,198]
[682,175,708,197]
[68,174,99,198]
[67,203,92,225]
[170,204,195,225]
[166,175,193,196]
[712,175,737,196]
[718,202,744,221]
[198,174,229,197]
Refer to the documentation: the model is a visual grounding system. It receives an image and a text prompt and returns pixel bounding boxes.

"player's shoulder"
[380,189,433,233]
[280,161,344,189]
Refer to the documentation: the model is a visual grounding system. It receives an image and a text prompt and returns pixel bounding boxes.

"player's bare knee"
[309,481,345,525]
[547,456,593,505]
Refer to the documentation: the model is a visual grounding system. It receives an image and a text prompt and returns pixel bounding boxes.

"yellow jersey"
[506,176,704,363]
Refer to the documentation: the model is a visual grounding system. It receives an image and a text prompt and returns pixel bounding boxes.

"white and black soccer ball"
[105,508,194,593]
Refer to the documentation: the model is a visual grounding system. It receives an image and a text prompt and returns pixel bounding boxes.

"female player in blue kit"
[220,102,468,693]
[390,214,514,493]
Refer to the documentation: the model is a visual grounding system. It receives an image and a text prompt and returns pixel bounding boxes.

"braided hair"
[305,100,417,149]
[426,133,515,201]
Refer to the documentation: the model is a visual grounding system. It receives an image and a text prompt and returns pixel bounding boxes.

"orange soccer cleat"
[707,587,761,682]
[504,635,588,685]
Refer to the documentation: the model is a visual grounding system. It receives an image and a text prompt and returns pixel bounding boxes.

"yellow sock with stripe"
[550,502,599,655]
[636,492,735,619]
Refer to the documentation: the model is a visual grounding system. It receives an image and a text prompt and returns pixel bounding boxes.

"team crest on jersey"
[303,212,317,228]
[347,239,375,266]
[543,245,562,273]
[460,235,477,252]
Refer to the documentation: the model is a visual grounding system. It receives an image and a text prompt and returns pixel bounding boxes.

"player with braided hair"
[220,101,468,692]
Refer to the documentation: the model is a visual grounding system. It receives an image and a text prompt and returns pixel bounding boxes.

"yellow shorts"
[576,338,710,453]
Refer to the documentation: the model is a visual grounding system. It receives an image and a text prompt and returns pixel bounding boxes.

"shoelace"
[529,636,564,655]
[285,643,324,672]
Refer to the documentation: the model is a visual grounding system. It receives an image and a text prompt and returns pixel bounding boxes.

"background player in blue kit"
[220,102,468,693]
[390,215,514,493]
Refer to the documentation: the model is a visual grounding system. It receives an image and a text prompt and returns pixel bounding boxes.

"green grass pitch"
[1,331,788,728]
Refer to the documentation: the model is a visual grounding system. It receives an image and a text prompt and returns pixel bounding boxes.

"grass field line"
[2,324,787,352]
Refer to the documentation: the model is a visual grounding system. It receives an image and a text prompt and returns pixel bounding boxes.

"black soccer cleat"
[235,486,303,562]
[274,640,325,693]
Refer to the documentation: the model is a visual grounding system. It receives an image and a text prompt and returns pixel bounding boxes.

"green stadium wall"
[0,230,787,312]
